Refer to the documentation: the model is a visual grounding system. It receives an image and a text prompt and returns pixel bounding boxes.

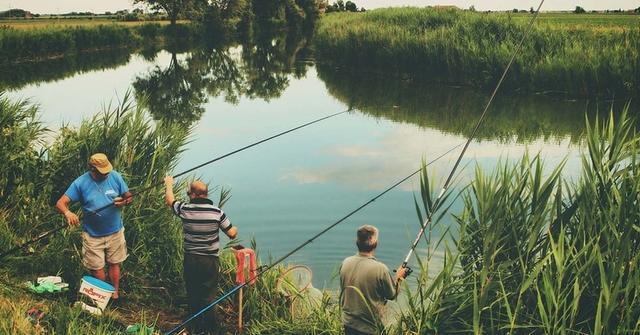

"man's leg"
[107,263,121,299]
[105,229,128,299]
[201,256,220,335]
[91,268,107,281]
[82,232,106,279]
[183,254,201,334]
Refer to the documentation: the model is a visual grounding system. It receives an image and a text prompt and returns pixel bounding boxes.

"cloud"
[280,122,579,190]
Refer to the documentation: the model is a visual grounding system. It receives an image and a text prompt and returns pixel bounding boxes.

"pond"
[2,31,630,289]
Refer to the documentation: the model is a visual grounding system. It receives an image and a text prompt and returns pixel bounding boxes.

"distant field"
[507,13,639,31]
[0,18,189,30]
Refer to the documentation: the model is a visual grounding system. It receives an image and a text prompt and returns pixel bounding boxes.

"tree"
[574,6,586,14]
[133,0,200,25]
[468,5,476,12]
[529,7,534,14]
[635,6,640,14]
[345,1,357,12]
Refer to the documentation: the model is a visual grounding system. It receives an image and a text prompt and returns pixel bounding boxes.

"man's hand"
[64,211,80,226]
[164,175,174,187]
[395,265,408,281]
[113,197,127,208]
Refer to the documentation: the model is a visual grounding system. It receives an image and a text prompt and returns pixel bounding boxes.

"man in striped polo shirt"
[164,176,237,335]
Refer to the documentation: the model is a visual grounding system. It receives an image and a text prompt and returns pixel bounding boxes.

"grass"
[314,8,640,98]
[392,103,640,333]
[0,19,188,30]
[0,92,342,334]
[0,22,200,63]
[509,13,640,30]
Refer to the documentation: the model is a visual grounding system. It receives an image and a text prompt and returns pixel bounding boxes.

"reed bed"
[0,92,340,334]
[0,23,186,63]
[314,8,640,98]
[393,104,640,334]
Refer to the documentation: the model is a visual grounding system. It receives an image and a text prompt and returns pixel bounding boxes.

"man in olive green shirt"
[340,225,407,335]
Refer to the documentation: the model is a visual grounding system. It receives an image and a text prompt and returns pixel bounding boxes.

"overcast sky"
[0,0,638,14]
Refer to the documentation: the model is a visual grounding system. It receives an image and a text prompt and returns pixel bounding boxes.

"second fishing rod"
[0,110,348,261]
[397,0,546,274]
[164,142,464,335]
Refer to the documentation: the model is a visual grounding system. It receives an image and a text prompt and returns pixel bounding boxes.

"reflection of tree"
[316,63,629,143]
[133,29,312,126]
[133,52,207,127]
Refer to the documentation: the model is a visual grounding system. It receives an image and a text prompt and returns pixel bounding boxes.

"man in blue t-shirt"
[56,153,133,300]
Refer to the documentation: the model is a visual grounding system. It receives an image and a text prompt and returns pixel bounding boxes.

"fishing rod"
[397,0,546,274]
[0,225,65,260]
[0,110,349,261]
[164,142,464,335]
[89,109,349,216]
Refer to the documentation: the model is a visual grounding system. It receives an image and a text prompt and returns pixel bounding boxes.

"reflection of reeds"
[316,63,633,143]
[314,8,640,98]
[0,23,180,63]
[394,104,640,334]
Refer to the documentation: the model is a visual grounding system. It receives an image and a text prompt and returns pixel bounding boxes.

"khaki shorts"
[82,229,128,270]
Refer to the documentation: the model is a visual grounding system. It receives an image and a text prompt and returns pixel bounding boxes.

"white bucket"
[78,276,115,312]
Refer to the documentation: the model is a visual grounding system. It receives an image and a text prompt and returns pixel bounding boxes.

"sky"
[0,0,637,14]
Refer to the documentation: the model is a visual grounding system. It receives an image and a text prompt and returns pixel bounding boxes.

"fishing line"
[0,110,348,261]
[164,142,464,335]
[90,109,350,215]
[398,0,546,272]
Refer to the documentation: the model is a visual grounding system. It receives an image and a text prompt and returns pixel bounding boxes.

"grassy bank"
[314,8,639,98]
[0,23,201,63]
[2,84,640,333]
[0,18,186,30]
[0,92,341,334]
[392,104,640,334]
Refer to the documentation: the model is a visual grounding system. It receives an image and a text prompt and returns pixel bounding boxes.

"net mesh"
[276,265,312,298]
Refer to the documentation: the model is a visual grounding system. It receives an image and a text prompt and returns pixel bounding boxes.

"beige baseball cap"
[88,153,113,174]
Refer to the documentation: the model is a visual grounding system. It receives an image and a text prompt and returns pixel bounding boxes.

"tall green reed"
[314,8,639,98]
[394,103,640,334]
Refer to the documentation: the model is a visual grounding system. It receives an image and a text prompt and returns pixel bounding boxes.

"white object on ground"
[37,276,62,285]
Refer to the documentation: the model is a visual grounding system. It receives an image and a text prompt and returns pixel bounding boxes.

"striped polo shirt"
[171,198,233,256]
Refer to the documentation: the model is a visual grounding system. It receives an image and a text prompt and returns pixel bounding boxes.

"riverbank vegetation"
[314,8,639,98]
[394,104,640,334]
[0,0,322,64]
[0,92,341,334]
[3,90,640,333]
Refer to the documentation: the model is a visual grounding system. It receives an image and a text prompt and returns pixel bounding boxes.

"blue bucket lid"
[82,275,115,292]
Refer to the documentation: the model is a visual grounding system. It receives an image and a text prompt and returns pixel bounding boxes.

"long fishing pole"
[0,225,65,260]
[397,0,545,272]
[164,142,464,335]
[0,110,349,261]
[89,109,348,214]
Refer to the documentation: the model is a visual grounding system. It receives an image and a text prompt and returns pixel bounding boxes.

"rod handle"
[393,264,413,278]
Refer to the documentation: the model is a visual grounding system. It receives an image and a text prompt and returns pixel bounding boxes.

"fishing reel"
[393,264,413,279]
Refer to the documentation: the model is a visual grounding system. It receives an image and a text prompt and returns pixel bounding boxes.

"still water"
[3,34,623,289]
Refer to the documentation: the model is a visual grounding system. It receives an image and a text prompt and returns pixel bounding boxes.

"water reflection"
[0,48,133,90]
[133,30,314,126]
[316,64,635,143]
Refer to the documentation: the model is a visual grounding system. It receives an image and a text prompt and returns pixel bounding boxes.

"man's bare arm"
[56,195,79,226]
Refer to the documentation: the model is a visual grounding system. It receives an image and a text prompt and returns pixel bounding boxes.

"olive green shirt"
[339,254,397,334]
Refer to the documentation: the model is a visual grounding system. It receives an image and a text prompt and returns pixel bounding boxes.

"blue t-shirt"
[64,171,129,237]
